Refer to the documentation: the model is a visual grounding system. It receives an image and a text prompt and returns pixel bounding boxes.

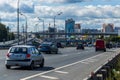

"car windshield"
[9,47,27,54]
[41,43,52,46]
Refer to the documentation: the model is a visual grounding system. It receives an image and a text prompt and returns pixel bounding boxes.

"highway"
[0,47,119,80]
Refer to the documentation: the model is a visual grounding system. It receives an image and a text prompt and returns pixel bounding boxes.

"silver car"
[5,45,44,69]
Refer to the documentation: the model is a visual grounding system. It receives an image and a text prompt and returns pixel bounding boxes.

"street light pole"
[54,16,56,33]
[17,0,20,45]
[53,12,63,39]
[20,13,27,44]
[37,17,45,38]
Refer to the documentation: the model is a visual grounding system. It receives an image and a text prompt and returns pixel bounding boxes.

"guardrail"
[0,38,34,49]
[87,53,120,80]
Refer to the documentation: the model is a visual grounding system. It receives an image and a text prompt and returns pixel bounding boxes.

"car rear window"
[41,44,51,46]
[96,40,104,44]
[9,47,27,54]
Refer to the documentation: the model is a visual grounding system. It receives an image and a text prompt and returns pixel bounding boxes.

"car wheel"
[6,65,11,69]
[104,49,106,52]
[29,62,34,70]
[49,51,51,54]
[40,59,44,68]
[55,51,58,54]
[95,48,98,51]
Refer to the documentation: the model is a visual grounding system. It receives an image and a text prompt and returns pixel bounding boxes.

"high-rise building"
[74,24,81,33]
[114,27,120,32]
[102,23,114,32]
[65,18,75,38]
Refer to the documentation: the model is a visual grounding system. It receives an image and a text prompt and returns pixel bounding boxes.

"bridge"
[34,32,118,36]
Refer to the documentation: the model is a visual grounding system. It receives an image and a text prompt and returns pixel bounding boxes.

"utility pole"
[53,12,63,39]
[20,13,27,44]
[17,0,20,45]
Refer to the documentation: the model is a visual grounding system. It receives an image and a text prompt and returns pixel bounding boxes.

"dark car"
[38,42,58,54]
[106,42,112,49]
[56,42,64,48]
[76,44,84,50]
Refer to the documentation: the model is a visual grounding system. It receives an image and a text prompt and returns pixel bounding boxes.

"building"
[114,27,120,32]
[74,24,81,33]
[114,27,120,36]
[48,27,56,38]
[81,29,100,33]
[102,23,114,32]
[65,18,75,38]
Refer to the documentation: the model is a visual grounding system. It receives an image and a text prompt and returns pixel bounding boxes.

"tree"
[0,23,15,42]
[0,23,7,42]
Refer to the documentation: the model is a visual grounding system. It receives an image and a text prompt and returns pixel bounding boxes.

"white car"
[5,45,44,70]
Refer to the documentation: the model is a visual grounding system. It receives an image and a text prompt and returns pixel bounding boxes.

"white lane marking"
[83,77,88,80]
[83,52,120,80]
[85,60,95,62]
[55,71,68,74]
[40,75,59,80]
[20,53,103,80]
[80,61,89,64]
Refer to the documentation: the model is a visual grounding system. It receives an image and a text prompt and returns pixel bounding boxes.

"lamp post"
[37,17,45,38]
[53,12,62,38]
[35,23,39,32]
[20,13,27,44]
[17,0,20,45]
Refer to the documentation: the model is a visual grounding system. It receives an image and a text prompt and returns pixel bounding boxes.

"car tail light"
[26,54,31,58]
[7,53,10,58]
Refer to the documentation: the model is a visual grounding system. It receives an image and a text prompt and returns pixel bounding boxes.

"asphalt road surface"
[0,47,119,80]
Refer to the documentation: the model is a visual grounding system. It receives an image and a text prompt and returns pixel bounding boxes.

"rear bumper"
[5,59,31,66]
[39,49,51,52]
[96,48,106,51]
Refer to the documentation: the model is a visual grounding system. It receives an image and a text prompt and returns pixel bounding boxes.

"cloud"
[1,0,120,31]
[20,3,34,13]
[0,3,16,13]
[63,0,92,3]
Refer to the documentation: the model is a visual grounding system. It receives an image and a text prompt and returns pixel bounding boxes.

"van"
[95,39,106,52]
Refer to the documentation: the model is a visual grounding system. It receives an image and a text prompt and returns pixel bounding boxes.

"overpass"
[34,32,118,36]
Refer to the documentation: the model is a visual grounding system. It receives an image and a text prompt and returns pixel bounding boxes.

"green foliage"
[104,36,120,43]
[0,23,15,42]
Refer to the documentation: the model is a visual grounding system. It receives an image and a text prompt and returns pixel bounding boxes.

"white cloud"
[1,0,120,32]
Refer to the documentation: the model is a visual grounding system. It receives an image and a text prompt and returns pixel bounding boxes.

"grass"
[106,57,120,80]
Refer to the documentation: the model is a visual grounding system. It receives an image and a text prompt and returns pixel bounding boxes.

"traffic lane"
[44,47,98,68]
[0,47,96,80]
[43,47,94,59]
[20,49,119,80]
[0,47,115,80]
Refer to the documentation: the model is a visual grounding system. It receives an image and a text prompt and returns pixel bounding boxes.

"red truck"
[95,39,106,52]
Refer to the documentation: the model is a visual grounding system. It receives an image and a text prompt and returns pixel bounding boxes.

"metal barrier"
[88,53,120,80]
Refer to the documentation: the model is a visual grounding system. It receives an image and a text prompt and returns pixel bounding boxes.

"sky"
[0,0,120,32]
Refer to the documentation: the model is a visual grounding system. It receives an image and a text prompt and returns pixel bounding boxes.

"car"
[95,39,106,52]
[76,43,84,50]
[56,42,64,48]
[38,42,58,54]
[5,45,44,70]
[106,42,112,49]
